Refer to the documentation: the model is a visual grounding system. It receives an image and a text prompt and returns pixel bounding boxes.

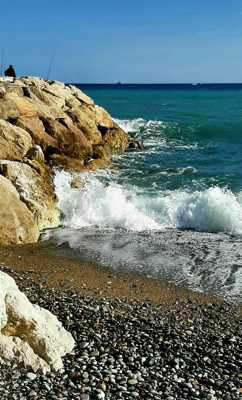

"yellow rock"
[0,119,32,161]
[0,175,39,245]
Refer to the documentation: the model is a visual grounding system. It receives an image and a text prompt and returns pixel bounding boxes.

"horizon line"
[71,82,242,85]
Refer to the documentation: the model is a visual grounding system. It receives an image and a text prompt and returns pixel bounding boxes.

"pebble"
[26,373,37,381]
[0,265,241,400]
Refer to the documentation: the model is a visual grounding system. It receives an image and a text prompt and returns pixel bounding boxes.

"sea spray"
[54,170,242,234]
[46,87,242,300]
[114,118,164,134]
[54,170,160,231]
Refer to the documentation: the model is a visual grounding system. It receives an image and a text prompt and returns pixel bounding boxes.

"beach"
[0,78,242,398]
[0,240,219,303]
[0,242,241,399]
[2,1,242,398]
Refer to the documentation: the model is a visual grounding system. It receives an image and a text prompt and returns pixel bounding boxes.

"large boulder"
[102,123,129,153]
[18,76,47,89]
[45,81,73,102]
[86,158,111,170]
[0,95,20,120]
[0,176,39,245]
[17,116,58,151]
[95,105,114,129]
[54,115,93,158]
[49,154,85,171]
[93,143,112,162]
[5,92,38,118]
[66,105,102,145]
[0,119,32,161]
[0,161,60,231]
[0,271,75,373]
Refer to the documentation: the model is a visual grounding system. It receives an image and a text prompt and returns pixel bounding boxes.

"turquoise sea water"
[79,84,242,194]
[49,84,242,300]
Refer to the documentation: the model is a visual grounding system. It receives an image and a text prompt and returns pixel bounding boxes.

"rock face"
[0,161,60,230]
[0,119,32,161]
[0,77,129,244]
[0,271,75,373]
[0,77,128,166]
[0,176,39,245]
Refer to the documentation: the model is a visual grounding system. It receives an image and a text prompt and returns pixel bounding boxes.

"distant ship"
[116,82,122,86]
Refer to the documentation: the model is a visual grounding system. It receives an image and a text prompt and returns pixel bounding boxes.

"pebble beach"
[0,244,241,400]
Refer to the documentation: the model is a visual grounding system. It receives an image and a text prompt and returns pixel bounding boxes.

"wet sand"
[1,242,242,400]
[0,240,218,305]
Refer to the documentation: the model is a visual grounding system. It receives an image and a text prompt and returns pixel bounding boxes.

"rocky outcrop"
[0,77,128,163]
[0,119,32,161]
[49,154,85,171]
[0,77,129,244]
[0,160,60,230]
[0,176,39,245]
[127,139,144,151]
[102,123,128,153]
[0,271,75,373]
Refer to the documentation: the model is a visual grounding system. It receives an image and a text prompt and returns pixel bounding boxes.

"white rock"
[97,390,105,399]
[26,372,37,380]
[0,271,75,373]
[0,160,60,230]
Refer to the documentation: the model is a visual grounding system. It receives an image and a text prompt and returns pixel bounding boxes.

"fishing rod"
[46,48,57,80]
[1,48,4,78]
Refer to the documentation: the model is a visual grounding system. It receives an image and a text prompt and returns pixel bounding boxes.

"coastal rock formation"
[49,154,85,171]
[0,77,128,164]
[0,176,39,245]
[127,139,144,151]
[0,160,60,230]
[95,105,114,129]
[0,119,32,161]
[0,76,129,243]
[0,271,75,373]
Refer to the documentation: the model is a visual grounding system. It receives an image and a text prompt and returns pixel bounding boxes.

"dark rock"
[127,139,144,151]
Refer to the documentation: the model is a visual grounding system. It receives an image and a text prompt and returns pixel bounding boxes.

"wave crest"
[114,118,164,134]
[54,171,242,234]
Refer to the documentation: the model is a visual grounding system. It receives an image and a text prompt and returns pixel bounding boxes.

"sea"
[46,83,242,301]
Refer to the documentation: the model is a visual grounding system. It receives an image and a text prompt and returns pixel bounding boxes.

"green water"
[80,85,242,193]
[50,85,242,299]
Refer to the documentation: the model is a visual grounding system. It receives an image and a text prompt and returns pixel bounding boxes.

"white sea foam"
[54,171,160,231]
[177,166,198,174]
[114,117,199,151]
[157,166,198,176]
[114,118,164,133]
[54,170,242,234]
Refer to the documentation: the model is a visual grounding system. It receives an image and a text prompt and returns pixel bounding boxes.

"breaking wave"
[114,117,199,151]
[54,170,242,235]
[114,118,164,134]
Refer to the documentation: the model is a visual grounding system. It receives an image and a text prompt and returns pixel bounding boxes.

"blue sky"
[1,0,242,83]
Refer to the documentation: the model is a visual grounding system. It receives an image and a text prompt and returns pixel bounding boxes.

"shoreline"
[0,243,241,399]
[0,240,222,305]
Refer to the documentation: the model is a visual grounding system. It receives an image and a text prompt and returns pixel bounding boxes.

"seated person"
[4,65,16,79]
